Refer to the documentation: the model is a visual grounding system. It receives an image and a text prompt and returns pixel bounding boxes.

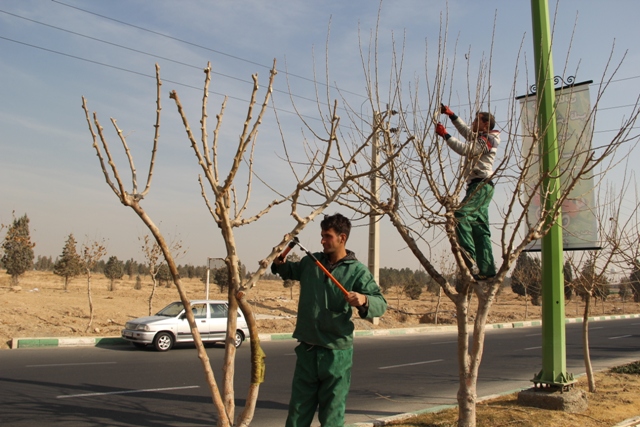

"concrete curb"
[11,313,640,349]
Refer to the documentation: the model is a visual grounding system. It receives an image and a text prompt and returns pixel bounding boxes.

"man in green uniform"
[272,213,387,427]
[436,105,501,280]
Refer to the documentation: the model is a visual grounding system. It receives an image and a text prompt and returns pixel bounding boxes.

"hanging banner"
[517,81,598,250]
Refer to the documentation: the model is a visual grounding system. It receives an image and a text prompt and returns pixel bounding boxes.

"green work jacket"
[272,250,387,350]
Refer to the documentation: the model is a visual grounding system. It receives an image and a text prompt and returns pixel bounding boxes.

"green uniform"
[445,115,501,278]
[272,250,387,426]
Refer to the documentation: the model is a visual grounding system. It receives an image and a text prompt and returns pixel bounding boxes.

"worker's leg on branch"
[471,200,496,278]
[317,347,353,427]
[455,182,495,278]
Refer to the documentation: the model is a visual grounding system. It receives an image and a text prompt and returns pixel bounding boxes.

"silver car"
[121,300,250,351]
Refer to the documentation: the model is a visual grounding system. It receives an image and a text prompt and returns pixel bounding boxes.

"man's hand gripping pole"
[277,237,299,262]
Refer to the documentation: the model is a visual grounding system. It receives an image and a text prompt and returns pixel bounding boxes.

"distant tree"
[511,253,542,306]
[124,258,136,279]
[104,256,124,291]
[575,257,610,304]
[619,277,631,302]
[563,259,574,301]
[629,259,640,302]
[282,253,301,298]
[157,264,172,288]
[213,267,230,293]
[81,240,106,332]
[34,255,54,271]
[378,267,396,293]
[1,214,35,286]
[53,234,83,290]
[137,262,148,277]
[135,275,142,290]
[404,275,423,300]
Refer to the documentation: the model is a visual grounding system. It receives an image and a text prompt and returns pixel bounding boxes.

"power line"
[0,9,324,108]
[0,35,323,123]
[50,0,367,100]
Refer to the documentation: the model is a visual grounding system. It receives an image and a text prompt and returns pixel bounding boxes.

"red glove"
[435,123,448,138]
[440,104,455,116]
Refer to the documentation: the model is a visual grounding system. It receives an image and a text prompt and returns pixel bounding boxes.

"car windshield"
[155,302,185,317]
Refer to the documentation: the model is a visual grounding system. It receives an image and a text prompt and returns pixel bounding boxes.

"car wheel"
[153,332,174,352]
[233,331,244,348]
[132,342,147,349]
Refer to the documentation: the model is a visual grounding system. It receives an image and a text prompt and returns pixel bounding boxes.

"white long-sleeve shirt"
[446,116,500,184]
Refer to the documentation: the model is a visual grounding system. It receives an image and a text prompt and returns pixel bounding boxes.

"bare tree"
[295,19,640,426]
[80,240,106,333]
[139,234,174,316]
[569,178,640,393]
[81,58,402,425]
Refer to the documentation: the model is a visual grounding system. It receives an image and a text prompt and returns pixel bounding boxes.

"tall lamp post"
[530,0,573,388]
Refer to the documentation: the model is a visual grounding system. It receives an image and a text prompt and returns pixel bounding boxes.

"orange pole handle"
[313,259,349,297]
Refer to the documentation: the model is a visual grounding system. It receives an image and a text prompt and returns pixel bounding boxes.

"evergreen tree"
[563,259,574,301]
[104,255,124,291]
[53,234,83,290]
[157,263,172,288]
[124,258,136,279]
[34,255,54,271]
[629,259,640,302]
[1,214,35,285]
[510,253,542,305]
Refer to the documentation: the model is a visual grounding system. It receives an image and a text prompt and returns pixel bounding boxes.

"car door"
[176,302,210,342]
[208,303,229,342]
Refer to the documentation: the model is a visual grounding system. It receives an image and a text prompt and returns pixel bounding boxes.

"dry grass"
[388,366,640,426]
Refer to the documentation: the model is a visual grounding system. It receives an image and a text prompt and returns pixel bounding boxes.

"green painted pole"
[530,0,573,387]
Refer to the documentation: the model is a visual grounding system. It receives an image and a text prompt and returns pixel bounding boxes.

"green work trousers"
[285,342,353,427]
[455,180,496,278]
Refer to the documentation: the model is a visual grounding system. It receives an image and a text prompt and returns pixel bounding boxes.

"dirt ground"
[389,367,640,427]
[2,269,638,350]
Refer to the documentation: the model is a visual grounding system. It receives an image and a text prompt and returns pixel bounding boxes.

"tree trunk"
[455,295,476,427]
[583,293,596,392]
[131,203,231,427]
[85,271,94,333]
[148,275,157,316]
[435,287,442,325]
[64,276,69,291]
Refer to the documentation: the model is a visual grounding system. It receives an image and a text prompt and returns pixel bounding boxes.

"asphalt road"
[1,317,639,426]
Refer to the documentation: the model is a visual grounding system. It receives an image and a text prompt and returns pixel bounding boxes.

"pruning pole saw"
[278,237,367,316]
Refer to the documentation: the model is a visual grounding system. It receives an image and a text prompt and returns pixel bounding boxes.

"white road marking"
[524,346,542,351]
[609,335,632,340]
[526,333,542,337]
[28,362,117,368]
[378,359,443,370]
[57,385,199,399]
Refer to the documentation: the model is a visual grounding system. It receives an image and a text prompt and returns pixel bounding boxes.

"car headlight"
[135,324,151,331]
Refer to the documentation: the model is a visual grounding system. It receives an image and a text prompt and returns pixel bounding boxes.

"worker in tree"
[272,213,387,427]
[436,104,501,280]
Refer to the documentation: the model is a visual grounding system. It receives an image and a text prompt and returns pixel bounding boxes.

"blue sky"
[1,1,639,271]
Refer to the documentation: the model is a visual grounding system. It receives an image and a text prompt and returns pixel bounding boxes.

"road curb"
[10,313,640,349]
